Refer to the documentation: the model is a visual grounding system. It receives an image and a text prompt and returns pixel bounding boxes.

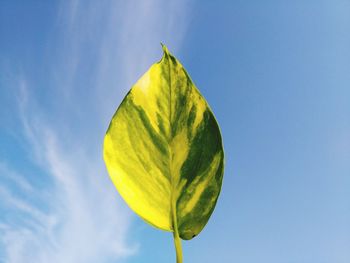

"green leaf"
[103,45,224,260]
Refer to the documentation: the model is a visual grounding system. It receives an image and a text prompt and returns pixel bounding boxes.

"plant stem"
[173,227,183,263]
[171,191,183,262]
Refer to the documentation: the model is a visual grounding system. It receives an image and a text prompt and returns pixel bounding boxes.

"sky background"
[0,1,350,263]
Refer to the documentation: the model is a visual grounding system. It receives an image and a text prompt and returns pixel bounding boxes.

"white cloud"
[0,81,135,263]
[0,162,33,192]
[0,0,192,262]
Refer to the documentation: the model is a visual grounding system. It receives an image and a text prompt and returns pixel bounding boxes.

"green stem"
[173,227,183,263]
[171,187,182,262]
[169,139,182,262]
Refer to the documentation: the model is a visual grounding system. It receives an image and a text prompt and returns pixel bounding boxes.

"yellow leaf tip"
[160,43,170,55]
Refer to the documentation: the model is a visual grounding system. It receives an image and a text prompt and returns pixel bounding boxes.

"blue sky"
[0,1,349,262]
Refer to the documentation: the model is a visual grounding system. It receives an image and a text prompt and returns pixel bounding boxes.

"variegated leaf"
[103,45,224,241]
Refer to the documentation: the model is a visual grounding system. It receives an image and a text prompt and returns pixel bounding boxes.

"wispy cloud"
[0,162,33,193]
[0,80,135,263]
[0,0,192,262]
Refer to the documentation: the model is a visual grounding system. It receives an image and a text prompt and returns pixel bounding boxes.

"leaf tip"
[160,43,170,55]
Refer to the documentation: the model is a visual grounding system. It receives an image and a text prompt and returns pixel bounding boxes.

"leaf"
[103,45,224,242]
